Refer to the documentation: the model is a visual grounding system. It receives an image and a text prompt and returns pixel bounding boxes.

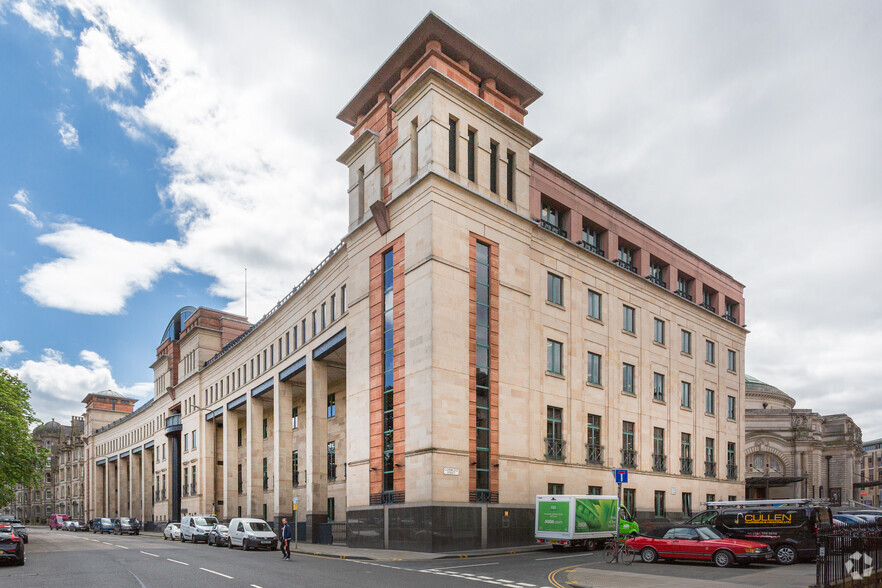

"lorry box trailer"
[535,495,639,549]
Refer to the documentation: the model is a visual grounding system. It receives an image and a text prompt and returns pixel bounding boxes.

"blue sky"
[1,1,881,440]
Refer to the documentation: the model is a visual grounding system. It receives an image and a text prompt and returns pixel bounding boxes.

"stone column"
[246,397,264,518]
[142,448,154,523]
[202,419,218,516]
[222,410,239,520]
[105,461,112,516]
[130,453,141,519]
[305,358,329,539]
[119,456,130,516]
[273,379,294,528]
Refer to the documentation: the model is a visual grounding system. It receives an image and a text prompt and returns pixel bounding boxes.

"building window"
[263,458,268,490]
[331,294,336,322]
[292,407,298,429]
[321,303,327,330]
[237,464,243,494]
[706,389,715,415]
[328,497,335,522]
[548,483,564,495]
[312,311,317,336]
[237,428,242,447]
[489,141,498,193]
[286,332,290,355]
[653,372,665,402]
[586,414,602,464]
[707,494,716,504]
[587,352,602,385]
[653,318,665,345]
[327,441,337,481]
[301,319,306,344]
[587,486,602,496]
[654,490,666,518]
[622,305,635,333]
[618,245,634,270]
[327,394,336,418]
[546,340,563,375]
[541,201,564,235]
[649,262,665,287]
[681,330,692,355]
[546,406,564,459]
[682,492,692,517]
[705,438,716,478]
[192,430,196,450]
[706,340,715,364]
[622,363,635,394]
[622,421,636,467]
[382,249,395,495]
[727,349,736,372]
[727,442,737,480]
[467,128,476,182]
[183,433,188,452]
[448,118,457,172]
[727,396,736,420]
[475,241,491,500]
[681,433,692,475]
[681,381,691,408]
[677,276,692,300]
[292,451,299,486]
[582,225,602,256]
[653,427,666,472]
[183,468,189,496]
[262,418,268,439]
[547,273,563,305]
[587,290,601,320]
[506,151,515,201]
[623,488,636,517]
[341,285,347,314]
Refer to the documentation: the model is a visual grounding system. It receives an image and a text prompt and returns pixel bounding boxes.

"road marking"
[140,551,159,557]
[128,570,147,588]
[429,562,499,570]
[102,541,113,545]
[535,553,595,560]
[116,544,129,549]
[167,559,189,565]
[516,584,537,587]
[251,585,264,588]
[200,567,234,579]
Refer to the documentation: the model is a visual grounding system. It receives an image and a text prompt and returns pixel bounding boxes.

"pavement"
[138,529,552,561]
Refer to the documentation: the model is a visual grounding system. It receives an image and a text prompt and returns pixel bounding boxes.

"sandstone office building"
[83,14,747,551]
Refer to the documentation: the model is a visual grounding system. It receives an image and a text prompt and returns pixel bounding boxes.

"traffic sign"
[614,469,629,484]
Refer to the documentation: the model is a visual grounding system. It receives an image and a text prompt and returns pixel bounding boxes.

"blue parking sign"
[614,469,628,484]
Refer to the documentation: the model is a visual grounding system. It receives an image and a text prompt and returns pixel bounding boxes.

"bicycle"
[603,536,636,565]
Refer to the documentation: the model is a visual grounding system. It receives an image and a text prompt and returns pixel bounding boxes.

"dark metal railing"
[705,461,717,478]
[370,491,405,505]
[646,275,667,288]
[614,259,638,273]
[621,449,637,468]
[470,490,498,503]
[727,464,738,480]
[680,457,693,475]
[723,314,738,324]
[700,302,716,313]
[585,444,604,465]
[577,241,604,257]
[545,438,566,460]
[652,454,667,472]
[816,524,882,587]
[537,218,568,239]
[675,290,693,302]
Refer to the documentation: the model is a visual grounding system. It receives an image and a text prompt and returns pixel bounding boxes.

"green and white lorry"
[535,494,639,549]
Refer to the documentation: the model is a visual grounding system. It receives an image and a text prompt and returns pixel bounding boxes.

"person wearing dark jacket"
[280,518,292,560]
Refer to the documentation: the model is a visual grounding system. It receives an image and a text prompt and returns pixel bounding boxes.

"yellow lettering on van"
[744,514,791,525]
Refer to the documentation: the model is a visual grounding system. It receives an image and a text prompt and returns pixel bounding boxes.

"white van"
[227,518,278,551]
[180,515,219,543]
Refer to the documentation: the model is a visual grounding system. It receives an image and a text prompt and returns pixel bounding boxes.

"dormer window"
[676,275,693,301]
[539,201,567,238]
[616,244,637,273]
[701,288,717,313]
[580,225,604,257]
[724,300,739,324]
[647,261,666,288]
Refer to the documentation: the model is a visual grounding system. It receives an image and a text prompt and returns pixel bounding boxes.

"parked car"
[208,524,230,547]
[69,520,88,532]
[49,514,70,530]
[181,515,219,543]
[687,503,832,564]
[9,520,28,544]
[112,517,141,535]
[227,518,278,551]
[163,522,182,541]
[627,525,774,567]
[92,518,114,534]
[0,524,25,566]
[833,514,866,526]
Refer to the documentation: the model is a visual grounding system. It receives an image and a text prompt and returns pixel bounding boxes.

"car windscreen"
[245,522,272,533]
[100,518,112,523]
[216,525,228,532]
[171,523,180,528]
[120,518,132,524]
[696,526,724,540]
[194,517,218,527]
[0,531,13,539]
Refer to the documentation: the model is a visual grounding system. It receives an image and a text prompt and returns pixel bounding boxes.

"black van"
[687,505,832,564]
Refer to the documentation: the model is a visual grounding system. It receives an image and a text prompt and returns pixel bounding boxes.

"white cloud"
[52,47,63,64]
[74,26,133,91]
[10,348,151,424]
[21,223,180,314]
[12,0,71,38]
[9,188,42,228]
[57,111,79,148]
[0,340,24,363]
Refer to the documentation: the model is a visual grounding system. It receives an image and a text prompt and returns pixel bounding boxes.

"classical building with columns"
[744,375,863,504]
[82,13,748,550]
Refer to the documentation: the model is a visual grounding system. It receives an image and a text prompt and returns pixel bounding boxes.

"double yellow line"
[547,564,574,588]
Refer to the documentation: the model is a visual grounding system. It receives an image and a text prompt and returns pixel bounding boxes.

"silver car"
[163,522,182,540]
[227,518,278,551]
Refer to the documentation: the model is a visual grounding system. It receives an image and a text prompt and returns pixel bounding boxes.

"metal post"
[616,481,622,563]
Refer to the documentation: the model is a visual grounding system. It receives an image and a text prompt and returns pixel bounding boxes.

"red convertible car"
[627,525,774,567]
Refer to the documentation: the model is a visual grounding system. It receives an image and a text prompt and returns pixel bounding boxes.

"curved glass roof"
[160,306,198,344]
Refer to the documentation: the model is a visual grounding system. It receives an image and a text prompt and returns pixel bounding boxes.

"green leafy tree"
[0,362,47,506]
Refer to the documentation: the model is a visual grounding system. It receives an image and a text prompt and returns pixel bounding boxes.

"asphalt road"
[0,528,815,587]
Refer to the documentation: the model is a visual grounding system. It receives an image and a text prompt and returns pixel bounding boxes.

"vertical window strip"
[448,118,457,172]
[489,141,498,193]
[382,250,395,495]
[475,241,491,499]
[506,151,515,201]
[467,128,476,182]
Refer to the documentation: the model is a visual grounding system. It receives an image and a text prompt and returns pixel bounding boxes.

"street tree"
[0,359,47,506]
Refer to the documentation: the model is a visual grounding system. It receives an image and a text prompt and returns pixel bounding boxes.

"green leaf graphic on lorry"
[537,501,570,533]
[574,499,617,533]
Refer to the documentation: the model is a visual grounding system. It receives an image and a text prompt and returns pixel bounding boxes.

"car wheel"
[15,556,24,566]
[775,544,797,565]
[164,534,167,540]
[243,539,249,551]
[713,550,734,568]
[640,547,659,563]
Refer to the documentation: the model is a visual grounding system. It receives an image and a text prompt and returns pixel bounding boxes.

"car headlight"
[744,548,757,553]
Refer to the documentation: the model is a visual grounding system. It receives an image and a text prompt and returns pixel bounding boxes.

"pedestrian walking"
[281,518,292,560]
